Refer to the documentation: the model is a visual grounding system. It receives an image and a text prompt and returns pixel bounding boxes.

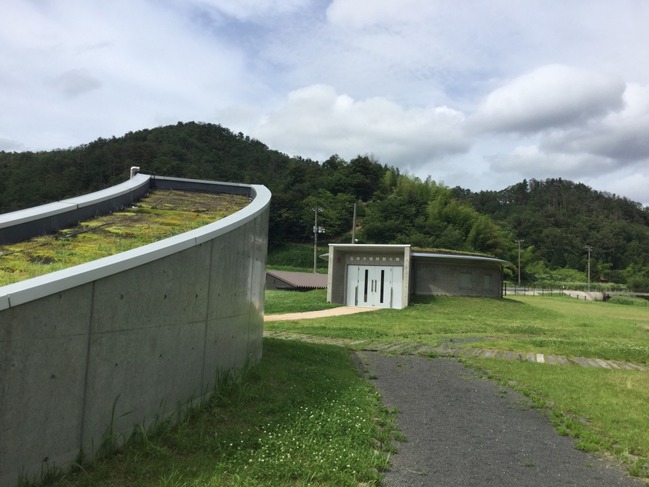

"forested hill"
[1,122,649,288]
[0,122,292,213]
[452,179,649,285]
[0,122,394,246]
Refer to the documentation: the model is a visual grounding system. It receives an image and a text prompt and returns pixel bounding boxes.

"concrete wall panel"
[207,228,254,321]
[247,212,269,363]
[249,214,268,314]
[414,261,502,297]
[81,320,206,453]
[203,314,252,383]
[0,285,93,484]
[0,284,93,341]
[0,334,88,476]
[90,243,211,333]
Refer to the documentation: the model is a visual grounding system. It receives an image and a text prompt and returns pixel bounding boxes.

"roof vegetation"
[0,189,248,287]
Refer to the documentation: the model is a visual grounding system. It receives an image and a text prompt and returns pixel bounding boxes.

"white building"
[327,244,510,309]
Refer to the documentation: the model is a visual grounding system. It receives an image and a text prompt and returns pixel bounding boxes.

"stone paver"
[263,330,648,371]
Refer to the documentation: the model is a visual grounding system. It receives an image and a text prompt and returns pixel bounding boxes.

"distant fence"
[504,285,649,303]
[505,285,571,296]
[0,175,271,486]
[506,285,601,297]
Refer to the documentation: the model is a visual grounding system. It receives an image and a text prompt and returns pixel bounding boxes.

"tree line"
[452,179,649,290]
[1,122,648,289]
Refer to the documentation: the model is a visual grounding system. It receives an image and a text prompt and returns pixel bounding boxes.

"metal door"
[346,265,402,308]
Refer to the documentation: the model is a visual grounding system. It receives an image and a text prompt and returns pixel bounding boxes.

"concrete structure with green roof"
[327,244,509,309]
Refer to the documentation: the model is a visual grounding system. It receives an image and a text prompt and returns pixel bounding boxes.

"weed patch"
[609,296,649,306]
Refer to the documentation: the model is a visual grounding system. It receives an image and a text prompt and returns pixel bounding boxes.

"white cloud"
[0,0,252,150]
[470,64,625,133]
[2,0,649,206]
[540,82,649,165]
[326,0,439,28]
[251,84,469,166]
[0,137,23,152]
[488,144,617,180]
[191,0,311,22]
[592,171,649,207]
[475,79,649,202]
[51,69,102,98]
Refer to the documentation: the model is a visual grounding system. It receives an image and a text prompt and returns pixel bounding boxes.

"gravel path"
[355,352,645,487]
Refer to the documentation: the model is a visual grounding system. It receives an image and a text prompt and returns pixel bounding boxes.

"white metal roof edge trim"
[0,174,151,228]
[0,201,78,228]
[153,174,253,189]
[63,173,151,208]
[0,181,271,311]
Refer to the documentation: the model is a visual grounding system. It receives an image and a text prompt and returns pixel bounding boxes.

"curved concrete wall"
[0,176,270,486]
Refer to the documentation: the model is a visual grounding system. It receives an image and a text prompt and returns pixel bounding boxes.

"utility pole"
[313,207,324,273]
[515,239,524,287]
[585,245,593,292]
[351,202,357,244]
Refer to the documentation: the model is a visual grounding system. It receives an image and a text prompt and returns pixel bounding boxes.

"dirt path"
[264,306,379,321]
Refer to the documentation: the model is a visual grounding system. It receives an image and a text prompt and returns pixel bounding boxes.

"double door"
[346,265,402,308]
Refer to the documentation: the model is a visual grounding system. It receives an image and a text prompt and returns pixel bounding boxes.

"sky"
[2,1,649,206]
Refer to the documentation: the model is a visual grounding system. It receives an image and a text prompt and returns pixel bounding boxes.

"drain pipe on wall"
[130,166,141,179]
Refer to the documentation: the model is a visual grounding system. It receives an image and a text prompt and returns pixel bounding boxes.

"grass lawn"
[266,294,649,364]
[266,292,649,481]
[39,339,396,487]
[265,289,341,314]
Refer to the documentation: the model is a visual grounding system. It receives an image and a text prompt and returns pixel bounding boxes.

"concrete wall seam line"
[200,238,215,393]
[0,180,271,311]
[78,280,97,458]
